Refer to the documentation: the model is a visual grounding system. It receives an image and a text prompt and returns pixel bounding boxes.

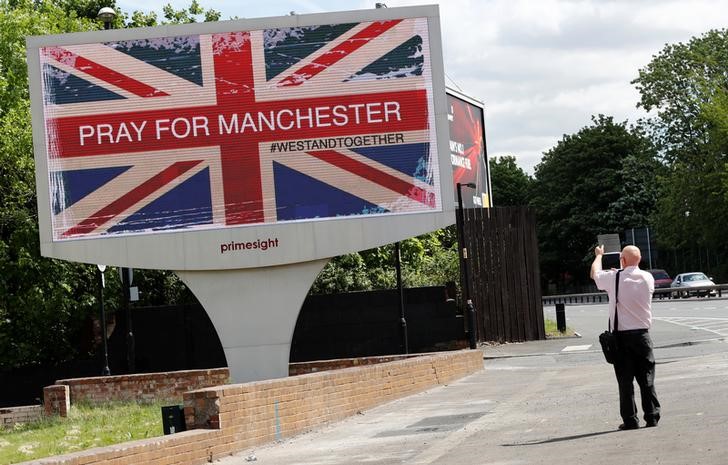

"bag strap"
[611,270,622,333]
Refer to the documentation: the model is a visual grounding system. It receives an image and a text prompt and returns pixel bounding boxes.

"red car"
[648,269,672,289]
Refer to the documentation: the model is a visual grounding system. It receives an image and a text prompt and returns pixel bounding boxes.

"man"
[591,245,661,430]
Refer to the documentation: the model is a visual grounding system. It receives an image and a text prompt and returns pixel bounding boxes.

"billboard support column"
[176,259,329,383]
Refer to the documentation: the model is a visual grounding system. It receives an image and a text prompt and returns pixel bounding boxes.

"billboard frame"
[27,5,454,271]
[446,85,493,208]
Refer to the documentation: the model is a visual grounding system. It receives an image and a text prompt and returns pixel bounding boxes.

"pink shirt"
[594,266,654,330]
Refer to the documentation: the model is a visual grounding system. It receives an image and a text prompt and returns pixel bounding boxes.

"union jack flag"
[40,18,440,240]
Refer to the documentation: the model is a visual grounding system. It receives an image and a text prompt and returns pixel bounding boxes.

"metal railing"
[542,284,728,306]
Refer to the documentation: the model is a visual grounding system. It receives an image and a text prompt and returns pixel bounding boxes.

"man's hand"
[591,245,604,280]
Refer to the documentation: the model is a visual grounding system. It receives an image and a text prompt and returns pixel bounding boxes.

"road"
[541,297,728,360]
[216,298,728,465]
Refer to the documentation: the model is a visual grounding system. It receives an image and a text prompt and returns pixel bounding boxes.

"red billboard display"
[447,89,491,208]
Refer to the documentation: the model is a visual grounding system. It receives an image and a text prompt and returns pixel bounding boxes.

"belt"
[617,329,648,334]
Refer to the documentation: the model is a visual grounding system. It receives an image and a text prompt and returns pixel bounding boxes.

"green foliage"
[161,0,220,24]
[0,1,96,113]
[489,155,533,206]
[124,1,222,27]
[530,115,659,288]
[0,0,104,369]
[633,29,728,160]
[310,230,459,295]
[310,253,373,294]
[55,0,116,21]
[125,9,157,28]
[633,29,728,268]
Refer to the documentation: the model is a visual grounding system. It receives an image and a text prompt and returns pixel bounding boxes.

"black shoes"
[618,422,640,430]
[618,418,659,430]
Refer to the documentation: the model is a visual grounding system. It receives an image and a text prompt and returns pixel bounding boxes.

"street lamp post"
[97,6,136,373]
[457,182,478,350]
[97,265,111,376]
[94,9,116,376]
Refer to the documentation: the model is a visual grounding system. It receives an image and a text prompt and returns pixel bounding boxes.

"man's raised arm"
[590,245,604,280]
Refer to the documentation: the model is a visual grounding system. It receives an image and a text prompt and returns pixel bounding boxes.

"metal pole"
[121,268,135,373]
[395,242,408,354]
[457,183,477,349]
[555,303,566,332]
[646,227,653,269]
[98,267,110,376]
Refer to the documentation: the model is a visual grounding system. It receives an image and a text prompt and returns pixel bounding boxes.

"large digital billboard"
[27,6,454,270]
[447,88,491,208]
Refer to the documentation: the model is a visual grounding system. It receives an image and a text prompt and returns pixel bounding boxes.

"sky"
[115,0,728,173]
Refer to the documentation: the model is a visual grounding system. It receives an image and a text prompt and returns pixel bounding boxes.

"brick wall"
[43,357,437,415]
[25,349,483,465]
[53,368,229,408]
[288,353,425,376]
[0,405,43,429]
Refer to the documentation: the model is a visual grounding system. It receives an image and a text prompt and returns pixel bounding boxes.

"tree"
[530,115,660,291]
[55,0,117,21]
[489,155,532,206]
[632,29,728,274]
[0,0,219,370]
[0,0,102,369]
[633,30,728,162]
[161,0,220,23]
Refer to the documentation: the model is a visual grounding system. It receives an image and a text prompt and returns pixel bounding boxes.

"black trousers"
[613,330,661,425]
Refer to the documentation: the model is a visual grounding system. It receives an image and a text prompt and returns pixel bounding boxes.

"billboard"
[447,88,491,208]
[27,6,454,270]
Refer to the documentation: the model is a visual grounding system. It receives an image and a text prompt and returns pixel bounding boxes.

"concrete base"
[176,259,328,383]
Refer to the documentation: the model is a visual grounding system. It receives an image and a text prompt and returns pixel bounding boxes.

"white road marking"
[654,316,728,337]
[561,345,592,352]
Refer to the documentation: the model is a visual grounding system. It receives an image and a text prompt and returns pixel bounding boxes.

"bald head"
[621,245,642,267]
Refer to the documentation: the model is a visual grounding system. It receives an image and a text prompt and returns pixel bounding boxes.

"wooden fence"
[460,206,546,343]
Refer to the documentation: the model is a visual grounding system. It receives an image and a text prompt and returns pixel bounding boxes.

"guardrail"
[542,284,728,306]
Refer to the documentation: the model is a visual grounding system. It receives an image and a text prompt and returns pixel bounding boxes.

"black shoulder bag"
[599,270,621,364]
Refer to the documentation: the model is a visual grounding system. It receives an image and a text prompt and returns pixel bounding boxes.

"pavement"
[217,304,728,465]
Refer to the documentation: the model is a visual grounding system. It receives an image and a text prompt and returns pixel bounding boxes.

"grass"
[0,402,165,465]
[544,318,576,338]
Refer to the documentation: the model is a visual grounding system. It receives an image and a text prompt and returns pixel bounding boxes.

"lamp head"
[97,7,116,23]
